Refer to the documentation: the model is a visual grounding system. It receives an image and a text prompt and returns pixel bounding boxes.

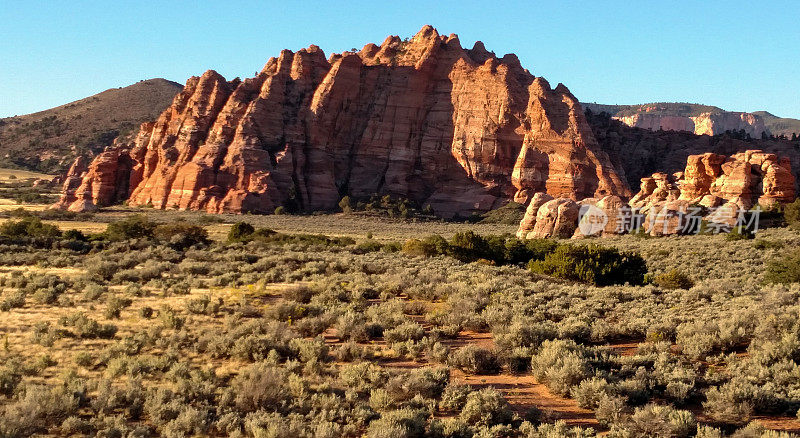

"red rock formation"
[612,111,767,137]
[53,156,88,209]
[56,26,629,217]
[517,150,796,238]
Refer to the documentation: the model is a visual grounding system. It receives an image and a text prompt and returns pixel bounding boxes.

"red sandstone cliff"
[54,26,629,217]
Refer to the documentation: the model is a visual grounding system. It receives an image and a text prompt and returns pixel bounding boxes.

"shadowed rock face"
[54,26,629,217]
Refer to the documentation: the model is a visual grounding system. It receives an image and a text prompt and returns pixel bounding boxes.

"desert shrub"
[159,306,185,330]
[227,221,255,242]
[753,239,784,250]
[354,239,385,254]
[702,382,755,426]
[458,387,513,427]
[104,215,156,241]
[784,199,800,228]
[572,377,613,409]
[595,394,629,427]
[726,225,755,241]
[82,283,106,301]
[653,269,695,290]
[60,312,117,339]
[339,362,389,393]
[384,322,426,343]
[186,295,222,315]
[449,345,501,375]
[231,362,289,413]
[0,385,79,436]
[624,404,696,438]
[440,383,472,411]
[0,366,22,397]
[104,295,132,319]
[763,249,800,284]
[402,238,439,257]
[283,285,313,303]
[338,196,353,213]
[335,342,370,362]
[289,336,329,363]
[139,306,154,318]
[366,407,428,438]
[0,217,61,239]
[0,289,25,311]
[493,318,558,356]
[154,222,210,250]
[529,244,647,286]
[530,339,595,396]
[448,231,493,263]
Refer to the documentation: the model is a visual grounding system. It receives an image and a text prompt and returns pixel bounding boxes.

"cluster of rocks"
[517,150,796,239]
[53,25,628,217]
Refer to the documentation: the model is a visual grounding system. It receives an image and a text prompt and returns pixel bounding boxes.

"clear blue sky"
[2,0,798,118]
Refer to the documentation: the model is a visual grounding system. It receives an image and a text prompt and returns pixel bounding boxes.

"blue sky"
[2,0,798,118]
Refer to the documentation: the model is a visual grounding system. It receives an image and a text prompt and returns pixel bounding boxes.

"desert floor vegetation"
[1,205,800,437]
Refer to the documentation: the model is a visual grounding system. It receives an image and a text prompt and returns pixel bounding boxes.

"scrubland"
[1,201,800,437]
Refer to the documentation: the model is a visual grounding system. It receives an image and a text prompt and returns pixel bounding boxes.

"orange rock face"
[517,150,796,238]
[56,26,629,217]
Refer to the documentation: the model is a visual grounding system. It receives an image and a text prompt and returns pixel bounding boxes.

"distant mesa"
[582,102,800,138]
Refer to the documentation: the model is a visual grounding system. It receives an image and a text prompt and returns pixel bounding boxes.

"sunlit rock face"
[54,26,629,217]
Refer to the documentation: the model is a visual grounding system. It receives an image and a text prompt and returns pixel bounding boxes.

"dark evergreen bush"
[529,244,647,286]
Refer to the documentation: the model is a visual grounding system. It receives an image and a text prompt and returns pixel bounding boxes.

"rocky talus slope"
[54,26,629,217]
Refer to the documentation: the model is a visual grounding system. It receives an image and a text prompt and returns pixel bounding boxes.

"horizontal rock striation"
[54,26,629,217]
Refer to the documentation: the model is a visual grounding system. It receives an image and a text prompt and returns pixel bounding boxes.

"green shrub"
[529,244,647,286]
[0,217,61,239]
[448,231,492,262]
[338,196,352,213]
[726,225,755,241]
[763,250,800,284]
[154,222,209,250]
[784,199,800,228]
[104,215,156,241]
[479,202,526,225]
[227,221,255,242]
[60,312,117,339]
[653,270,694,290]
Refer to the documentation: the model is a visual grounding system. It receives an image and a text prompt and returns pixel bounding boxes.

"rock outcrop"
[54,26,629,217]
[592,103,769,138]
[586,111,800,193]
[518,150,796,238]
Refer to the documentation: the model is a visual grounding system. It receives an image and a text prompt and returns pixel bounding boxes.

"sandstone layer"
[54,26,629,217]
[518,150,796,238]
[605,105,768,138]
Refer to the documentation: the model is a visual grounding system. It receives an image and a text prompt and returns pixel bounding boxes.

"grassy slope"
[0,79,182,173]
